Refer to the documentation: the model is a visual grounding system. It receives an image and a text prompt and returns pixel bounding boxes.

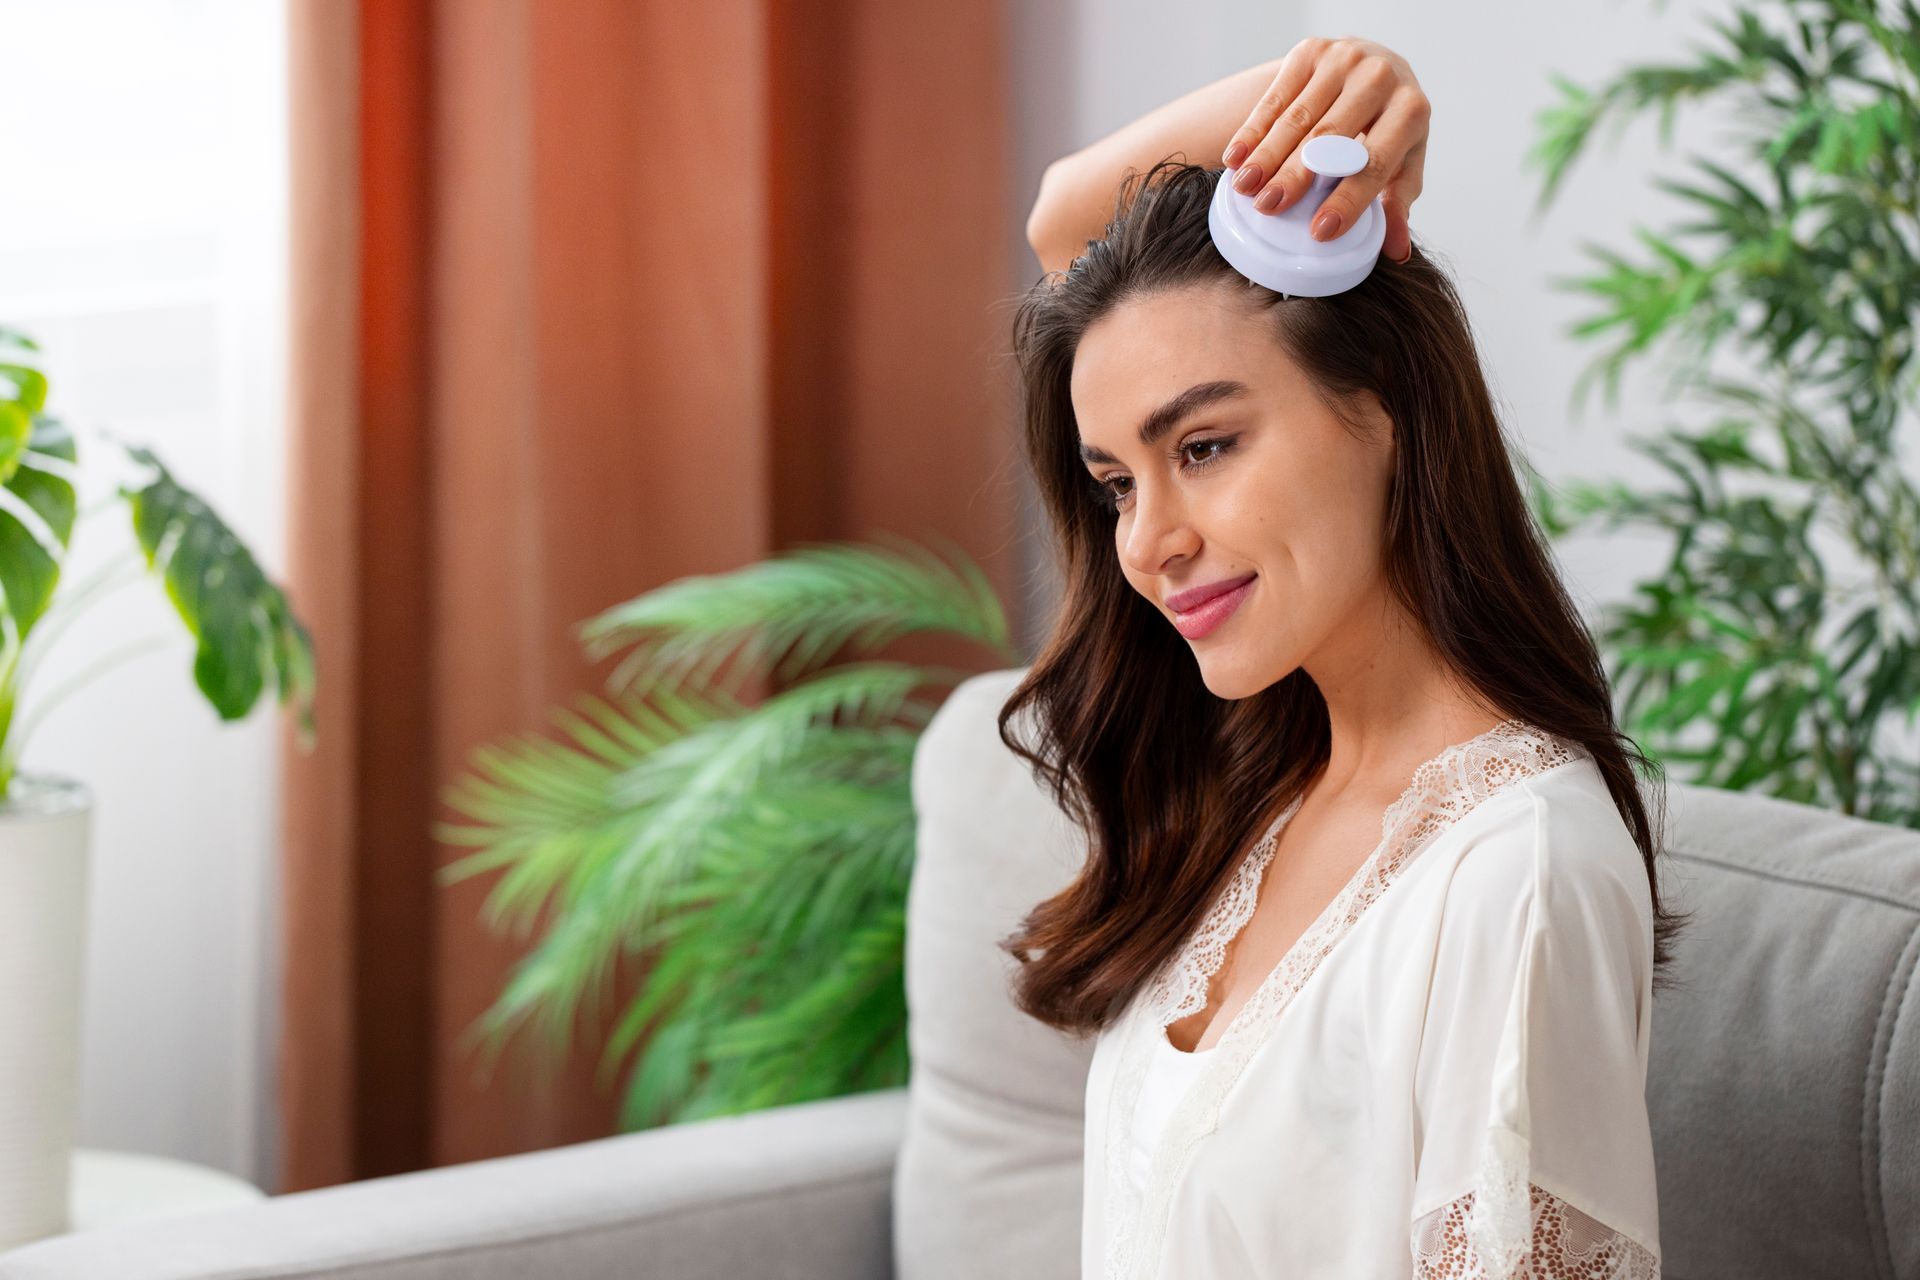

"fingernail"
[1222,140,1250,168]
[1253,185,1284,214]
[1233,164,1264,195]
[1311,208,1343,240]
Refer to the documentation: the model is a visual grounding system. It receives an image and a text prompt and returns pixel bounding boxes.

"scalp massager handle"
[1299,134,1366,219]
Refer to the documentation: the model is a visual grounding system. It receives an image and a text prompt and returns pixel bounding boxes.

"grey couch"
[3,668,1915,1279]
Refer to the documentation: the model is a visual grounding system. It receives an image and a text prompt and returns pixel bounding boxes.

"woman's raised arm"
[1025,35,1430,277]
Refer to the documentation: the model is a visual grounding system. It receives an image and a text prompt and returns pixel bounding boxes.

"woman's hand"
[1220,36,1429,261]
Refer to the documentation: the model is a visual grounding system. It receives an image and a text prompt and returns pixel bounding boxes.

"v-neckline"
[1152,716,1535,1058]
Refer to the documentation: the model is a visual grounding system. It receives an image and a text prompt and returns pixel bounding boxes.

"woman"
[1004,35,1687,1280]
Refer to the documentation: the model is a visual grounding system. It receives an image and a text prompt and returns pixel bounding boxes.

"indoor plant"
[1527,0,1919,825]
[439,533,1013,1129]
[0,326,315,1247]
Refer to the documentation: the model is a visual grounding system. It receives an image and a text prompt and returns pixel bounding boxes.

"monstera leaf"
[0,329,43,482]
[0,418,79,640]
[0,332,76,642]
[123,447,315,739]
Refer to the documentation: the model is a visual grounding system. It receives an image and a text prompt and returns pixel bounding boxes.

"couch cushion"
[894,670,1091,1280]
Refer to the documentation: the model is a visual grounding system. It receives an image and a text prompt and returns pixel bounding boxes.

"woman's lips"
[1173,576,1256,640]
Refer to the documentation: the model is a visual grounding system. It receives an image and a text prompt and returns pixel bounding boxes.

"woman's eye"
[1091,436,1236,511]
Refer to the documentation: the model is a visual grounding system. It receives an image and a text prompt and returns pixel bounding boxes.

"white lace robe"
[1079,720,1663,1279]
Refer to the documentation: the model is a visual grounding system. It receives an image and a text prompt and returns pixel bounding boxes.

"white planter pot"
[0,774,92,1250]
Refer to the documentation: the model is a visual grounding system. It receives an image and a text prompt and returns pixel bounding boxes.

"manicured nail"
[1233,163,1264,195]
[1254,185,1284,214]
[1223,140,1250,168]
[1311,208,1344,240]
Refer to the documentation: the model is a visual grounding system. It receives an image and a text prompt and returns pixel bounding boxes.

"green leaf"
[0,403,28,486]
[0,363,48,418]
[121,448,316,734]
[580,530,1015,692]
[0,416,78,640]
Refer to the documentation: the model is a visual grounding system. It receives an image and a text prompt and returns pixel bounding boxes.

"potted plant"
[0,326,315,1248]
[1527,0,1920,825]
[438,533,1013,1129]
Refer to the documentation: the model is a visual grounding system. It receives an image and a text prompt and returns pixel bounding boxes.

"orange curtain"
[282,0,1014,1190]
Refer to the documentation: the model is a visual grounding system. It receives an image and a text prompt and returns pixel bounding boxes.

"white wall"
[0,0,288,1187]
[1003,0,1748,651]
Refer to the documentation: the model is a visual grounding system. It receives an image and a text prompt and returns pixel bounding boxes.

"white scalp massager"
[1208,133,1387,298]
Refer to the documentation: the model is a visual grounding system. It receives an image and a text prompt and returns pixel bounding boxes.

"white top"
[1128,1032,1213,1196]
[1083,720,1662,1280]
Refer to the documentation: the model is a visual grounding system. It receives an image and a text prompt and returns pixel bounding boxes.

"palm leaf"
[580,530,1015,693]
[442,642,947,1120]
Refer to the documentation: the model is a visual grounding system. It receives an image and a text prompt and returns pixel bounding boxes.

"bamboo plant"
[1527,0,1920,825]
[0,326,315,800]
[437,533,1017,1129]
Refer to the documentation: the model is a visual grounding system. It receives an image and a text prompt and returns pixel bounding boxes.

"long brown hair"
[998,157,1690,1037]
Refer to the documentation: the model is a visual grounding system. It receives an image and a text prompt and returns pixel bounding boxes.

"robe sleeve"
[1406,785,1663,1279]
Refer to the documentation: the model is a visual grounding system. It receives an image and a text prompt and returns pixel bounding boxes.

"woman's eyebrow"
[1078,379,1251,465]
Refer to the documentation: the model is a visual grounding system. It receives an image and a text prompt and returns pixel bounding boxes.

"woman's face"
[1070,281,1396,700]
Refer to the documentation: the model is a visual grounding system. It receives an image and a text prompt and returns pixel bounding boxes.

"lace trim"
[1412,1183,1661,1279]
[1471,1124,1532,1277]
[1146,791,1305,1025]
[1102,719,1584,1280]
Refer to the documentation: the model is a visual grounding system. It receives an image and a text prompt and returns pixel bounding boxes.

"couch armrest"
[0,1086,907,1280]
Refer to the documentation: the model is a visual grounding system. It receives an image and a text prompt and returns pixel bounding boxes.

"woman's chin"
[1194,652,1283,701]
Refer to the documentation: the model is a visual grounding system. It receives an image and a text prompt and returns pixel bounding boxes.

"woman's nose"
[1120,490,1200,577]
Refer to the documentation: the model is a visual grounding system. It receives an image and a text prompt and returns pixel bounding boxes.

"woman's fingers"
[1221,38,1322,173]
[1379,139,1425,262]
[1223,37,1431,245]
[1281,87,1429,242]
[1230,49,1355,202]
